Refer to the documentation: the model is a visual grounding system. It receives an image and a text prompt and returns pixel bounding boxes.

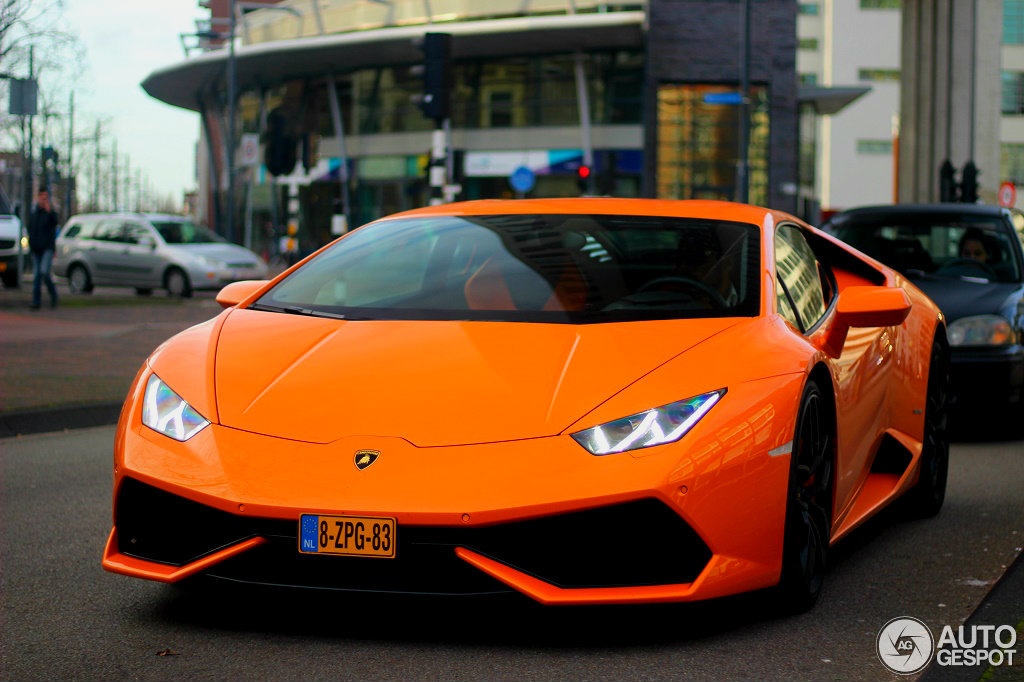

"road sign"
[703,92,743,105]
[239,133,260,167]
[998,181,1016,208]
[509,165,536,193]
[8,78,37,116]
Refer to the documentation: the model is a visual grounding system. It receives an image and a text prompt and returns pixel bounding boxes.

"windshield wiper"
[248,302,362,320]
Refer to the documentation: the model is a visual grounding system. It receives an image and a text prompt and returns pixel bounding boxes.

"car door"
[85,219,129,285]
[775,222,895,521]
[118,222,165,286]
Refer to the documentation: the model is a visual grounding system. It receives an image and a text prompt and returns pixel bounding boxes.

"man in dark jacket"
[28,187,58,309]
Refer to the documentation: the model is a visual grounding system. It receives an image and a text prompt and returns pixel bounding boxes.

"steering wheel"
[635,276,728,308]
[936,257,998,279]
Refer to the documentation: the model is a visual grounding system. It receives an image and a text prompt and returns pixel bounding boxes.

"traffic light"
[419,32,452,121]
[577,164,591,194]
[300,133,318,172]
[939,160,958,203]
[961,161,979,204]
[264,107,297,177]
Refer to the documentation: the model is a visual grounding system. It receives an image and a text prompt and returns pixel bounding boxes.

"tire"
[775,377,833,614]
[164,267,192,298]
[135,288,153,296]
[1,268,17,288]
[68,263,94,294]
[903,338,950,518]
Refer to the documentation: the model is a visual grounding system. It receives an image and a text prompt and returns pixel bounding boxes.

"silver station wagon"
[54,213,268,297]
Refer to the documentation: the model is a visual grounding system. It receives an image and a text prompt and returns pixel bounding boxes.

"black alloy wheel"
[904,338,950,517]
[776,377,833,613]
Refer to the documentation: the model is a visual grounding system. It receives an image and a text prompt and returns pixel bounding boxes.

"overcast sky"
[65,0,206,203]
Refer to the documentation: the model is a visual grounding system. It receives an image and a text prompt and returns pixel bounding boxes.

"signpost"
[998,181,1016,208]
[509,165,536,196]
[239,133,260,167]
[702,92,743,105]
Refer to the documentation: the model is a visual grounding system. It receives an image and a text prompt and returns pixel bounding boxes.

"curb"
[920,548,1024,681]
[0,403,122,438]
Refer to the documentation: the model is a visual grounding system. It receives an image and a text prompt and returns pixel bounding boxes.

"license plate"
[298,514,396,558]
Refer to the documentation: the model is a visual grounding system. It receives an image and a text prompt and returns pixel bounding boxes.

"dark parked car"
[825,204,1024,414]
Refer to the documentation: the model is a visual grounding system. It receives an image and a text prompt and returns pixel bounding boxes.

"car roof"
[383,198,778,226]
[66,212,188,222]
[829,203,1007,219]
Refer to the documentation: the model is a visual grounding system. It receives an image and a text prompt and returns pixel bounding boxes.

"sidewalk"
[0,283,224,435]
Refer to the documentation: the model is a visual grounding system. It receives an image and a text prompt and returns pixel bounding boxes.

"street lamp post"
[737,0,751,204]
[226,0,237,244]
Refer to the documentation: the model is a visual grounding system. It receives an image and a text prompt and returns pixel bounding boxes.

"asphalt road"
[2,427,1022,681]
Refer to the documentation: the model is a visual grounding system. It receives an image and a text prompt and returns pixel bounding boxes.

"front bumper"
[103,370,801,605]
[184,262,269,290]
[950,344,1024,407]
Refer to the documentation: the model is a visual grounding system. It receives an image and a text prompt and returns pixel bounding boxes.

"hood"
[0,215,20,239]
[168,242,261,264]
[908,277,1022,322]
[214,309,740,446]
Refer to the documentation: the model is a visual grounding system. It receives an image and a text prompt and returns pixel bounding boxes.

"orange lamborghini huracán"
[103,199,948,612]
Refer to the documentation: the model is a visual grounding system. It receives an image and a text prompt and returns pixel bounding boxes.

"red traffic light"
[577,165,591,179]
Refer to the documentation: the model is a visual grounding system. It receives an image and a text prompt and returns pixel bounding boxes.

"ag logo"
[877,617,935,674]
[354,449,380,470]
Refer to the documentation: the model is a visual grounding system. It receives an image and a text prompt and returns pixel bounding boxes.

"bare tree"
[0,0,78,72]
[0,0,85,211]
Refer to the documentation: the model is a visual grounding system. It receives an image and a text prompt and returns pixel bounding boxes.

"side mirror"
[820,286,911,357]
[216,280,269,308]
[139,237,156,250]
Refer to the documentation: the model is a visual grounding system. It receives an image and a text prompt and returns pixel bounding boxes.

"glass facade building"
[144,0,805,255]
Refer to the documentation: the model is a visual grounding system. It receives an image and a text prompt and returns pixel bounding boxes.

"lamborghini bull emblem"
[354,449,380,470]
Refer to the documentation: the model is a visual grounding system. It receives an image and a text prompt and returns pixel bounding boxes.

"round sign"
[998,181,1016,208]
[509,166,536,193]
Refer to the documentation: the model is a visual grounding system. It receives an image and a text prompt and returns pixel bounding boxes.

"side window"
[92,220,125,242]
[775,224,828,330]
[62,222,81,239]
[123,224,155,245]
[76,220,97,240]
[776,276,802,330]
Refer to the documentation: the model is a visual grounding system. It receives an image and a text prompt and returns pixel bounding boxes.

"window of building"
[798,3,820,15]
[798,103,817,191]
[799,73,819,86]
[858,68,901,82]
[1002,71,1024,115]
[1006,0,1024,44]
[857,139,894,155]
[1001,143,1024,182]
[341,50,646,136]
[655,83,770,207]
[860,0,900,8]
[798,38,818,50]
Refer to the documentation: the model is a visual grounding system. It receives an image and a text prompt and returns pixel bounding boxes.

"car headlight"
[948,315,1016,346]
[195,255,223,268]
[571,389,725,455]
[142,374,210,441]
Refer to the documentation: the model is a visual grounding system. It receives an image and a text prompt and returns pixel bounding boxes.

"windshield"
[254,214,761,323]
[152,220,225,245]
[832,213,1022,283]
